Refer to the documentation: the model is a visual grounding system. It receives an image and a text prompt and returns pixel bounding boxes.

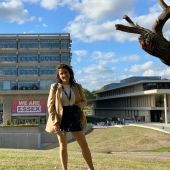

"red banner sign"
[12,100,47,114]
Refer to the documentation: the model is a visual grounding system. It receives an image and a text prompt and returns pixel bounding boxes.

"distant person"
[122,118,125,125]
[160,116,163,123]
[46,64,95,170]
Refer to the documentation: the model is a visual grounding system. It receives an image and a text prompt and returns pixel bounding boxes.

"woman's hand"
[53,123,60,133]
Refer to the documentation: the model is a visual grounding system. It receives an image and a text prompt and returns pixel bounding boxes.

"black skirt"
[60,105,83,132]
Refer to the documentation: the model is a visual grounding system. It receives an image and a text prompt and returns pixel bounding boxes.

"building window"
[61,53,69,62]
[18,40,39,48]
[18,55,38,62]
[61,40,70,49]
[0,54,17,63]
[11,81,18,90]
[0,81,3,90]
[40,80,56,90]
[18,67,38,75]
[143,83,158,90]
[0,81,17,90]
[39,54,60,62]
[155,95,164,107]
[18,81,39,90]
[0,67,17,75]
[157,82,170,89]
[39,67,56,75]
[0,40,16,48]
[39,40,60,48]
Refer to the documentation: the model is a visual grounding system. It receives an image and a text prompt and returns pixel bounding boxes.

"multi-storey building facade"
[0,33,71,125]
[93,76,170,124]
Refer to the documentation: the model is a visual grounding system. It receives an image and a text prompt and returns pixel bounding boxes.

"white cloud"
[74,50,87,57]
[0,0,39,24]
[84,64,113,74]
[74,52,141,90]
[42,23,48,27]
[164,0,170,4]
[23,0,40,3]
[65,0,137,42]
[91,51,140,65]
[142,69,156,76]
[77,0,135,20]
[128,61,169,77]
[65,0,170,42]
[130,61,155,73]
[40,0,61,10]
[74,62,118,90]
[73,50,87,62]
[120,54,140,62]
[92,51,115,60]
[37,17,42,22]
[66,17,128,42]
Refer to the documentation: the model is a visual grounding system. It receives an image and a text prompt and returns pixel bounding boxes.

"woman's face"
[58,68,70,84]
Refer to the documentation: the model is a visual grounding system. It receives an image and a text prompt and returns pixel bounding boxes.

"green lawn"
[0,126,170,170]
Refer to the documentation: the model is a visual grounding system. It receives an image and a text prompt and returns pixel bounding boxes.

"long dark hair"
[57,64,76,85]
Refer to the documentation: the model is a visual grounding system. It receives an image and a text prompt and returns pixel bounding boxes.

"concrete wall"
[0,126,41,149]
[0,125,93,149]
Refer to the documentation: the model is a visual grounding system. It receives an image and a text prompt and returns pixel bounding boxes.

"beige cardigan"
[45,83,88,133]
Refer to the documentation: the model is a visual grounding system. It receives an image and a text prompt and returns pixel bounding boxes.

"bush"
[0,124,39,127]
[86,116,108,123]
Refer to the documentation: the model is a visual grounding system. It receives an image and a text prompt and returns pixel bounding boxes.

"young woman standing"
[46,64,95,170]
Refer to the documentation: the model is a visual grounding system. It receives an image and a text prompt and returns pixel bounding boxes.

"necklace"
[62,85,71,101]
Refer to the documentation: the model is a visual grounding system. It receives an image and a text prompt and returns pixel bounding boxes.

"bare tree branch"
[152,1,170,34]
[115,0,170,66]
[159,0,168,9]
[123,15,135,26]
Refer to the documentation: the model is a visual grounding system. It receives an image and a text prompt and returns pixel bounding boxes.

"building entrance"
[150,110,162,122]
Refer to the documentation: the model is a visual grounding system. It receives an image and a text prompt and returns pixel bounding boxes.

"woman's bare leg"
[57,132,68,170]
[71,131,95,170]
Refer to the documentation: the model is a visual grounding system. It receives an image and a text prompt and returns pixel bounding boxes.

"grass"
[152,147,170,152]
[0,126,170,170]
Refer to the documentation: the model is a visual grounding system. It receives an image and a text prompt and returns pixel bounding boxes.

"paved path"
[128,123,170,134]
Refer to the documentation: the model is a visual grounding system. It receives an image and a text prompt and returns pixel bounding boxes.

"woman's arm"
[76,84,87,109]
[47,83,59,125]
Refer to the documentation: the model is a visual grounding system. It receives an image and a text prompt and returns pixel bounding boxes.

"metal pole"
[164,93,168,124]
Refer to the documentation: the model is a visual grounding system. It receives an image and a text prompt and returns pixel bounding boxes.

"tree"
[83,88,96,99]
[115,0,170,66]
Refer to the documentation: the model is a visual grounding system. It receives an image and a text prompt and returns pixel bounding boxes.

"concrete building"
[0,33,72,125]
[93,76,170,124]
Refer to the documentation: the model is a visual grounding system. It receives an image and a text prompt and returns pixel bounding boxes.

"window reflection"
[18,40,39,48]
[0,40,16,48]
[61,53,69,62]
[39,67,56,75]
[18,67,38,75]
[18,55,38,62]
[0,81,17,90]
[0,68,17,75]
[18,81,39,90]
[143,82,170,90]
[39,40,60,48]
[61,41,70,48]
[39,54,60,62]
[0,54,17,63]
[40,80,55,90]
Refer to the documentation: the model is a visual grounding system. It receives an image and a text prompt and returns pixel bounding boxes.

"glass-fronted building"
[0,33,72,125]
[92,76,170,124]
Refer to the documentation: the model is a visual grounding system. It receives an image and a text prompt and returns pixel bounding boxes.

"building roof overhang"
[89,89,170,102]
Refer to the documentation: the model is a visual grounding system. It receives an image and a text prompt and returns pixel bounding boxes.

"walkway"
[128,123,170,134]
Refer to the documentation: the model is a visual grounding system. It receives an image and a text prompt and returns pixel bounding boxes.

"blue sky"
[0,0,170,91]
